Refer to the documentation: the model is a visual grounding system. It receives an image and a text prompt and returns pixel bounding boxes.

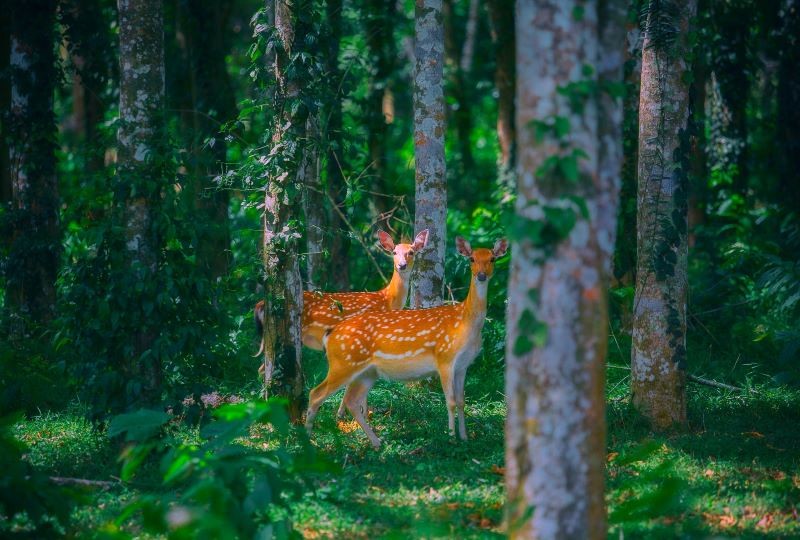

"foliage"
[0,413,77,538]
[102,399,333,539]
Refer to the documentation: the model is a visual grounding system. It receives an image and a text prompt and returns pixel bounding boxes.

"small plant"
[101,399,333,539]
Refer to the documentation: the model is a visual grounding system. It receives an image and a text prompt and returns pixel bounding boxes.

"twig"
[320,188,387,282]
[687,374,745,393]
[49,476,115,489]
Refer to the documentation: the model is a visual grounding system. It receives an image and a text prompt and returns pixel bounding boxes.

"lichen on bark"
[630,0,697,430]
[412,0,447,309]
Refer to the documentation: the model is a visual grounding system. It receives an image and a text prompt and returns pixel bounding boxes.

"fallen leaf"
[490,464,505,475]
[607,452,619,462]
[756,513,774,530]
[703,469,715,478]
[742,431,765,439]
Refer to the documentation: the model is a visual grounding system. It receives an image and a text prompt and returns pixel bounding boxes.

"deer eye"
[393,250,397,255]
[469,257,475,263]
[490,257,496,262]
[408,251,414,257]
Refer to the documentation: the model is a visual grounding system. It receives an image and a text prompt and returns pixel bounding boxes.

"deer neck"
[382,269,410,309]
[460,274,489,329]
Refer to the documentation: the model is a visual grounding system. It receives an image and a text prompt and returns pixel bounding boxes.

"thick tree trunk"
[777,0,800,211]
[506,1,620,536]
[327,0,349,290]
[412,0,446,309]
[117,0,166,401]
[7,0,60,325]
[630,0,696,429]
[486,0,515,176]
[261,0,307,421]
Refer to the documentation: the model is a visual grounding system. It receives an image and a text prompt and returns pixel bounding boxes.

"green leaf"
[553,116,571,138]
[108,409,171,442]
[513,335,534,356]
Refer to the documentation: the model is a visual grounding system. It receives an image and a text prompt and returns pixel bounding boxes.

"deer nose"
[398,263,407,270]
[477,272,487,282]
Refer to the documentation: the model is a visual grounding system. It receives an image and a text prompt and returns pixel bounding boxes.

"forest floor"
[14,349,800,538]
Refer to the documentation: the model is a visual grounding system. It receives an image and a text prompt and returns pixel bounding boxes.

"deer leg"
[342,370,380,449]
[454,368,468,441]
[305,366,356,434]
[437,366,457,438]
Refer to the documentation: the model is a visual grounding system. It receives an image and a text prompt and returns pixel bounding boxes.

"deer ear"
[455,236,472,257]
[492,238,509,258]
[377,230,395,252]
[412,229,429,251]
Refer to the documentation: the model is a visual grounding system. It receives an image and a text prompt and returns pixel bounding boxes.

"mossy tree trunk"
[630,0,697,429]
[260,0,308,421]
[506,0,624,536]
[412,0,446,309]
[116,0,166,403]
[7,0,60,327]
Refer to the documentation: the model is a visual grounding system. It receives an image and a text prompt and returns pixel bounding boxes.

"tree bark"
[116,0,166,401]
[261,0,308,421]
[612,1,641,286]
[326,0,350,290]
[179,0,236,280]
[1,6,11,205]
[776,0,800,211]
[443,0,474,178]
[630,0,696,429]
[506,1,619,536]
[363,0,397,230]
[412,0,446,309]
[303,115,325,289]
[7,0,60,325]
[486,0,515,175]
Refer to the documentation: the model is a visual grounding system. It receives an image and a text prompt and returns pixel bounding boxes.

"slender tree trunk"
[506,1,621,535]
[412,0,446,309]
[363,0,396,229]
[630,0,697,429]
[261,0,308,421]
[180,0,236,280]
[486,0,515,177]
[688,10,708,248]
[1,6,11,206]
[612,1,641,288]
[327,0,350,290]
[117,0,166,402]
[443,0,474,178]
[303,115,325,289]
[7,0,60,326]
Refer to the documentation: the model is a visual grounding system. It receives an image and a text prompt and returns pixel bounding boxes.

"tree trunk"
[443,0,474,178]
[261,0,308,421]
[1,6,11,206]
[630,0,696,429]
[411,0,446,309]
[506,1,621,536]
[7,0,60,326]
[303,115,325,289]
[486,0,515,177]
[327,0,349,290]
[116,0,166,402]
[777,0,800,211]
[612,1,641,287]
[363,0,397,230]
[180,0,236,280]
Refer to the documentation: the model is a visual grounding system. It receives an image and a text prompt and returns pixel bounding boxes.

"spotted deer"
[305,237,508,448]
[254,229,429,418]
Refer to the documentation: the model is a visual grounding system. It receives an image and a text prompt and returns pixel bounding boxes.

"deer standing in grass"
[255,229,429,413]
[306,237,508,448]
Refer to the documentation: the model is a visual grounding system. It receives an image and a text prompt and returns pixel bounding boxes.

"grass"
[10,347,800,538]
